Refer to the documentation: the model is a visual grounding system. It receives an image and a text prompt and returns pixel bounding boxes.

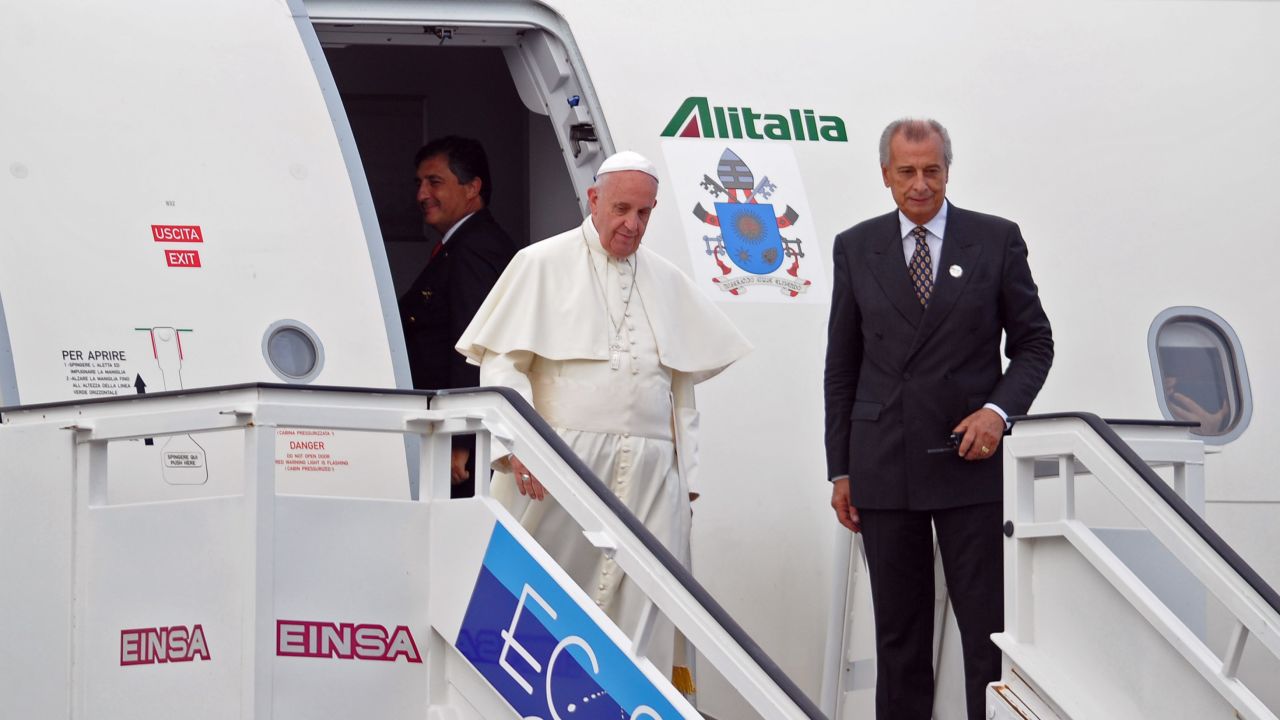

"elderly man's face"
[588,170,658,259]
[416,153,482,234]
[882,130,948,225]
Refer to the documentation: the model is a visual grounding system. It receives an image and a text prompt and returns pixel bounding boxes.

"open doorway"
[317,26,588,296]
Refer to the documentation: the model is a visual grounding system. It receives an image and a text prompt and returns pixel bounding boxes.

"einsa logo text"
[661,96,848,142]
[120,624,211,666]
[276,620,423,663]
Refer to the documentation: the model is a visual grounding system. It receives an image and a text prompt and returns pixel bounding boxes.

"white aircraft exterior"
[1,0,1277,717]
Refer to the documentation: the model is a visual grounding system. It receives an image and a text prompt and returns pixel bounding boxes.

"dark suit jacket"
[824,203,1053,510]
[399,208,521,391]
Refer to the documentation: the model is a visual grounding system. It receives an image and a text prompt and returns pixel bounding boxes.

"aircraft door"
[503,27,610,207]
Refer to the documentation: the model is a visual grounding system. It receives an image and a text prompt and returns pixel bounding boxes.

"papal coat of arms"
[692,148,811,296]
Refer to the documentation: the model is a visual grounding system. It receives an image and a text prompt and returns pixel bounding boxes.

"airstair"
[989,413,1280,718]
[0,384,823,720]
[821,414,1280,719]
[8,385,1279,719]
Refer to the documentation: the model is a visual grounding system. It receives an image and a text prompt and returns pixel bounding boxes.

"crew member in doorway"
[400,136,522,498]
[824,118,1053,720]
[455,151,751,676]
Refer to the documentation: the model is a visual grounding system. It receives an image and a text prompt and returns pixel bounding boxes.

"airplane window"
[263,320,324,383]
[1149,307,1251,444]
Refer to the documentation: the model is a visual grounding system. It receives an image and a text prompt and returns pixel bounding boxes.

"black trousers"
[450,435,476,499]
[859,502,1004,720]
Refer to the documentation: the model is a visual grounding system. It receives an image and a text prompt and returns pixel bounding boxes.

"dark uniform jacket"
[399,207,521,391]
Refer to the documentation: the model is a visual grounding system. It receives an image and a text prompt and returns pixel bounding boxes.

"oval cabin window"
[1148,307,1252,444]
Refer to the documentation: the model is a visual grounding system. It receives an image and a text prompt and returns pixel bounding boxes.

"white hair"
[879,118,953,167]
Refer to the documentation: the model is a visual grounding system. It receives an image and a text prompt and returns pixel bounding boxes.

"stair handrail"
[999,412,1280,718]
[1,382,827,720]
[432,384,826,720]
[1009,412,1280,615]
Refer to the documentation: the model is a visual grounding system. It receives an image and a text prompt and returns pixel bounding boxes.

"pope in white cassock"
[455,151,751,675]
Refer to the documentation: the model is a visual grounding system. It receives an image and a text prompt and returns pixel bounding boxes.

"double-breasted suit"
[825,203,1053,504]
[824,201,1052,719]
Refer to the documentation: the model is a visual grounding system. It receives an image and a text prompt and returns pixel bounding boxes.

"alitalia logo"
[661,96,848,142]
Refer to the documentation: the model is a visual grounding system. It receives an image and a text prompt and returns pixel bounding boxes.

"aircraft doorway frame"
[290,0,611,497]
[301,0,612,214]
[293,0,614,390]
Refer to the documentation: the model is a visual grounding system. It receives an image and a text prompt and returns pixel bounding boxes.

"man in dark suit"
[824,118,1053,719]
[400,136,522,497]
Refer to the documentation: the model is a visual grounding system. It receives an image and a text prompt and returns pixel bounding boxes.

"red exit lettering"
[152,225,203,242]
[165,250,202,268]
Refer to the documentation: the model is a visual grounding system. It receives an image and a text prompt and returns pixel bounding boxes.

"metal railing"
[433,384,825,720]
[998,413,1280,719]
[1,383,824,720]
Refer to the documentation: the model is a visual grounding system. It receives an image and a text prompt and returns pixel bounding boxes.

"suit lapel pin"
[949,264,963,278]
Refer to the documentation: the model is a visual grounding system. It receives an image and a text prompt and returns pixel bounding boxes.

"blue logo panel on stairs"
[456,523,680,719]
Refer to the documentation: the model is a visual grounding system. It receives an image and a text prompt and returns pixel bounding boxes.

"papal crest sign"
[690,148,811,297]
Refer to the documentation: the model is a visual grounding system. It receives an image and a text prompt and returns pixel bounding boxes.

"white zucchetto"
[595,151,660,183]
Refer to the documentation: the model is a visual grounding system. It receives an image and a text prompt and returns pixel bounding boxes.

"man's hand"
[1164,377,1229,433]
[831,477,861,533]
[450,447,471,485]
[953,407,1004,461]
[510,455,547,501]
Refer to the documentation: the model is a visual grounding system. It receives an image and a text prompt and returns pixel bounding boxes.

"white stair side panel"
[0,425,76,718]
[272,495,431,719]
[1009,536,1237,718]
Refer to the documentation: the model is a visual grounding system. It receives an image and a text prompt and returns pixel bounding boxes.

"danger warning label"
[275,429,351,473]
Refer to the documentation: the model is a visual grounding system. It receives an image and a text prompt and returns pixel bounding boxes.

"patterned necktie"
[908,225,933,307]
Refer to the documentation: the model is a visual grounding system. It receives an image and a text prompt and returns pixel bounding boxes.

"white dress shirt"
[897,199,947,281]
[439,211,478,246]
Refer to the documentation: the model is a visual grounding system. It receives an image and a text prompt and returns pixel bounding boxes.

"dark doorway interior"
[322,43,579,296]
